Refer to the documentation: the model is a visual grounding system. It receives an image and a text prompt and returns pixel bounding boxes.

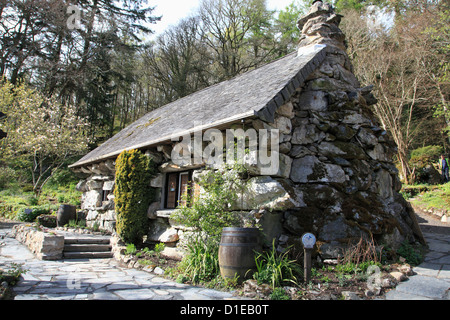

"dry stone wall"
[12,224,64,260]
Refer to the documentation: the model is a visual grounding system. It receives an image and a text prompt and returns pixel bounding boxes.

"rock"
[289,145,315,158]
[290,156,346,184]
[298,91,328,111]
[367,144,388,162]
[399,264,414,276]
[319,216,362,242]
[279,142,292,154]
[381,277,397,288]
[81,190,102,210]
[257,210,283,246]
[283,208,316,235]
[291,123,326,145]
[357,128,378,147]
[375,169,393,200]
[159,228,179,243]
[161,247,184,261]
[147,219,179,243]
[13,225,64,260]
[76,180,87,192]
[342,291,361,300]
[147,202,161,219]
[319,141,366,160]
[390,271,407,282]
[153,267,165,275]
[235,176,302,210]
[329,124,356,141]
[274,116,292,135]
[102,180,115,191]
[150,174,164,188]
[276,102,295,119]
[86,179,103,190]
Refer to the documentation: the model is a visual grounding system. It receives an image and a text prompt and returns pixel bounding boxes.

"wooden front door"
[166,173,178,209]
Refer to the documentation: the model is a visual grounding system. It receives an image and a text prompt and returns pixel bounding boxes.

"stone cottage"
[70,1,424,258]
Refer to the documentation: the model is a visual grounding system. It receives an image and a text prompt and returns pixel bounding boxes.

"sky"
[148,0,296,37]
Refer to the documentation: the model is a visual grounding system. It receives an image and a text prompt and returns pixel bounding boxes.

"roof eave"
[69,110,258,169]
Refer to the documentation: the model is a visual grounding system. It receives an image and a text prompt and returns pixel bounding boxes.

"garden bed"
[114,239,420,300]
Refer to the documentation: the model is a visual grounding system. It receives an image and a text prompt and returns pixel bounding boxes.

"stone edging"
[11,224,64,260]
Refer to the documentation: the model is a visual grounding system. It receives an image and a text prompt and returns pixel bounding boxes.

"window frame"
[164,170,193,209]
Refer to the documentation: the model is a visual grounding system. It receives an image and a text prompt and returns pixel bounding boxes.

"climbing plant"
[114,149,156,244]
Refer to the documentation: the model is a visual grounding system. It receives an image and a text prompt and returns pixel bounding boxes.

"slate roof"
[70,44,327,168]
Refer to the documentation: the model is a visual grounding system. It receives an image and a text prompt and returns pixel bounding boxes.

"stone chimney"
[285,1,426,256]
[296,1,378,105]
[297,1,346,52]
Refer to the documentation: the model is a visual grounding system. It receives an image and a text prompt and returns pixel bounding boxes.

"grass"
[0,182,82,221]
[404,183,450,212]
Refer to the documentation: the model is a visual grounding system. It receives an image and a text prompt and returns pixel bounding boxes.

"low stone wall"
[12,224,64,260]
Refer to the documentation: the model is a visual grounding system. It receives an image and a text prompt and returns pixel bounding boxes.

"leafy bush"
[0,167,18,190]
[269,287,290,300]
[409,145,443,183]
[173,165,249,284]
[173,165,246,243]
[178,235,221,284]
[46,167,80,189]
[114,149,156,244]
[396,240,423,265]
[125,243,137,255]
[16,206,52,222]
[253,242,302,288]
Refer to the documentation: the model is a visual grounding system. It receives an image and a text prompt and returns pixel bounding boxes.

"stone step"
[63,244,112,252]
[63,251,113,259]
[62,236,112,259]
[64,237,111,245]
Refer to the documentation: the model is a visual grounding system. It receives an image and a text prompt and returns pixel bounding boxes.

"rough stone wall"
[75,160,116,233]
[257,1,424,257]
[12,224,64,260]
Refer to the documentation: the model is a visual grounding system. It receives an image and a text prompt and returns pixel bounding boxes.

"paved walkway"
[2,210,449,301]
[0,221,238,300]
[385,211,449,300]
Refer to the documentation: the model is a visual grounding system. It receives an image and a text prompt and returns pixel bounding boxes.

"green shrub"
[0,167,18,190]
[16,206,51,222]
[397,240,423,265]
[125,243,137,255]
[46,168,79,189]
[253,242,302,288]
[269,287,290,300]
[172,165,249,284]
[178,235,220,284]
[172,165,245,243]
[114,149,156,244]
[409,145,443,183]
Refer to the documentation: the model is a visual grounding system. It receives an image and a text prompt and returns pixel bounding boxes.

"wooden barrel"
[218,227,261,282]
[56,204,77,227]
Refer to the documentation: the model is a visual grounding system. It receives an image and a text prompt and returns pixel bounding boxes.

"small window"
[165,171,193,209]
[102,190,111,202]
